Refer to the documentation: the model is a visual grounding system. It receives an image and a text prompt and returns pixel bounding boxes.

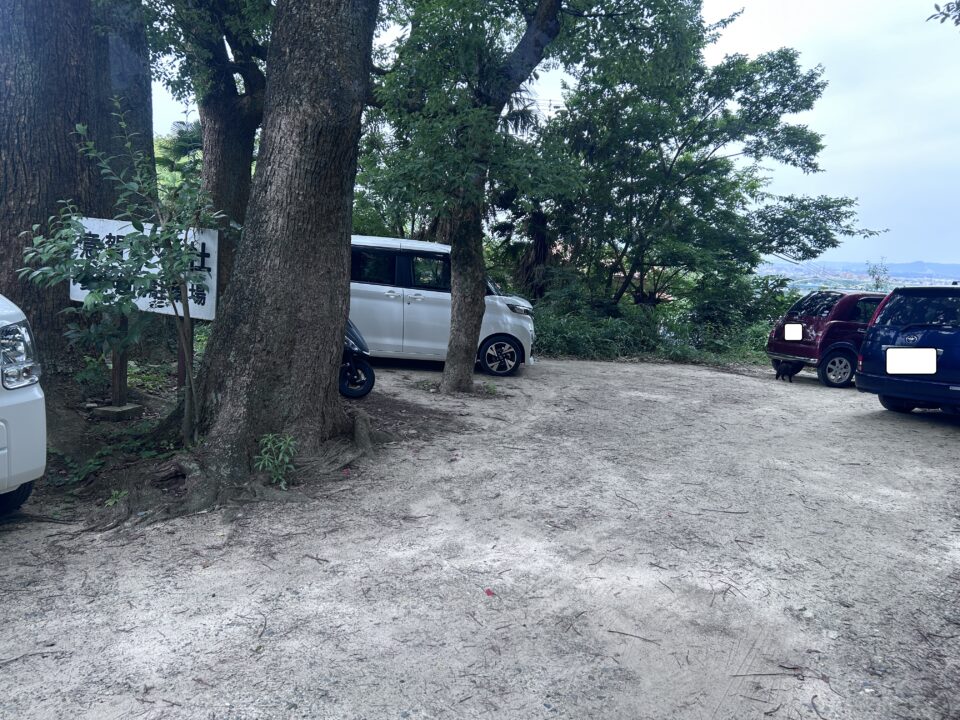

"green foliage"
[21,105,219,444]
[193,322,212,357]
[105,489,129,507]
[73,356,111,394]
[533,297,660,359]
[533,273,799,365]
[48,419,176,489]
[929,2,960,27]
[143,1,271,102]
[365,0,592,239]
[46,448,106,487]
[519,10,876,306]
[866,257,890,291]
[20,110,220,361]
[155,119,202,200]
[254,434,297,490]
[128,361,173,394]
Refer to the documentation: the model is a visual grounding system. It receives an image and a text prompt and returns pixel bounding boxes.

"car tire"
[478,335,522,376]
[339,359,375,398]
[817,350,856,388]
[0,481,34,516]
[879,395,916,414]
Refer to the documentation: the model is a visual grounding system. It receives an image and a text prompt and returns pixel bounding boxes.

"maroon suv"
[766,290,887,387]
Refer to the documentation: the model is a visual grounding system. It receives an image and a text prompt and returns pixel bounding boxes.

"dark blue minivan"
[856,286,960,413]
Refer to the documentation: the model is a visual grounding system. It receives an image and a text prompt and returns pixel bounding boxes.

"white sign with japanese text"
[69,217,218,321]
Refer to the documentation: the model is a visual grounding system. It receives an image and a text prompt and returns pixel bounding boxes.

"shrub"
[254,434,298,490]
[533,304,659,359]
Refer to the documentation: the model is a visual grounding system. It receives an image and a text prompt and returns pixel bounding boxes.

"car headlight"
[1,321,42,390]
[507,303,533,317]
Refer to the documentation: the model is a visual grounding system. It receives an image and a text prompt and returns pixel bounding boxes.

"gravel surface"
[1,359,958,719]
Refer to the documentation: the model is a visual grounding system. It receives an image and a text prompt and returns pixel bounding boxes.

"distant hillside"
[762,260,960,277]
[758,260,960,291]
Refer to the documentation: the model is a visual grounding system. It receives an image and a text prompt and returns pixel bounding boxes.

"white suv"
[350,236,535,375]
[0,293,46,515]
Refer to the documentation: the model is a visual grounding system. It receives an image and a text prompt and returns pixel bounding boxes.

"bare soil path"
[2,360,958,719]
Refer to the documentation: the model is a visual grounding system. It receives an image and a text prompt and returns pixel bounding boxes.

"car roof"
[890,285,960,296]
[351,235,451,254]
[803,290,883,296]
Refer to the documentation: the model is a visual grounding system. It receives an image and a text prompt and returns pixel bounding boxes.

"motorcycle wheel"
[339,358,375,398]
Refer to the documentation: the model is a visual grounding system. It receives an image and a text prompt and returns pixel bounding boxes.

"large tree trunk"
[0,0,153,366]
[519,204,551,300]
[197,0,378,475]
[88,0,155,216]
[199,97,260,299]
[439,196,487,393]
[0,0,96,362]
[193,29,265,300]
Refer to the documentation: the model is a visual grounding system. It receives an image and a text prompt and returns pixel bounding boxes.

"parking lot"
[2,359,958,719]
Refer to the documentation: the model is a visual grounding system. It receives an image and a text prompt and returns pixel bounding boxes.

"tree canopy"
[498,7,876,306]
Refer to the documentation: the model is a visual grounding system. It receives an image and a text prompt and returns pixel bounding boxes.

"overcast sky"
[152,0,960,264]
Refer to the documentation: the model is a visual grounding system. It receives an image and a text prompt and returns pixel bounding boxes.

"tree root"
[82,409,384,531]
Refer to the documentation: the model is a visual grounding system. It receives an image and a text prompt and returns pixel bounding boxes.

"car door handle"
[384,290,401,298]
[857,329,866,333]
[408,294,425,303]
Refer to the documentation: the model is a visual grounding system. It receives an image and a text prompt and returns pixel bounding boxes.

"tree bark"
[439,191,487,393]
[199,96,260,299]
[194,40,264,300]
[197,0,378,475]
[1,0,153,367]
[0,0,96,363]
[88,0,156,215]
[169,0,267,298]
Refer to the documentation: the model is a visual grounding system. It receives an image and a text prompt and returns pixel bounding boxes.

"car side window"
[410,254,451,292]
[853,298,881,323]
[351,248,397,286]
[788,291,841,317]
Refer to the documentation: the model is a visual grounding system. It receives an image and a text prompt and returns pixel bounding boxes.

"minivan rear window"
[787,291,842,318]
[351,248,396,285]
[876,292,960,328]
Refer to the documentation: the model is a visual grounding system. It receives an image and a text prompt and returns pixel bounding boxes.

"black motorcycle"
[340,319,375,398]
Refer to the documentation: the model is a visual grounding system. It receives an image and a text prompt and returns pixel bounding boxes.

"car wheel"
[0,481,34,516]
[879,395,916,414]
[817,350,855,388]
[479,335,522,376]
[339,359,375,398]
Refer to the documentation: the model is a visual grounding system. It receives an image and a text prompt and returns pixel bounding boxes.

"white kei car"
[350,236,535,375]
[0,293,46,515]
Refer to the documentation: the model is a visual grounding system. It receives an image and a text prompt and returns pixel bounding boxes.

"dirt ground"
[2,359,959,720]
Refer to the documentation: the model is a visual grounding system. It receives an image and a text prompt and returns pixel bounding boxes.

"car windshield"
[486,277,504,296]
[786,291,842,318]
[876,292,960,328]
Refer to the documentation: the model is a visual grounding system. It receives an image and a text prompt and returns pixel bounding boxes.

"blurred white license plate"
[784,323,803,341]
[886,347,937,374]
